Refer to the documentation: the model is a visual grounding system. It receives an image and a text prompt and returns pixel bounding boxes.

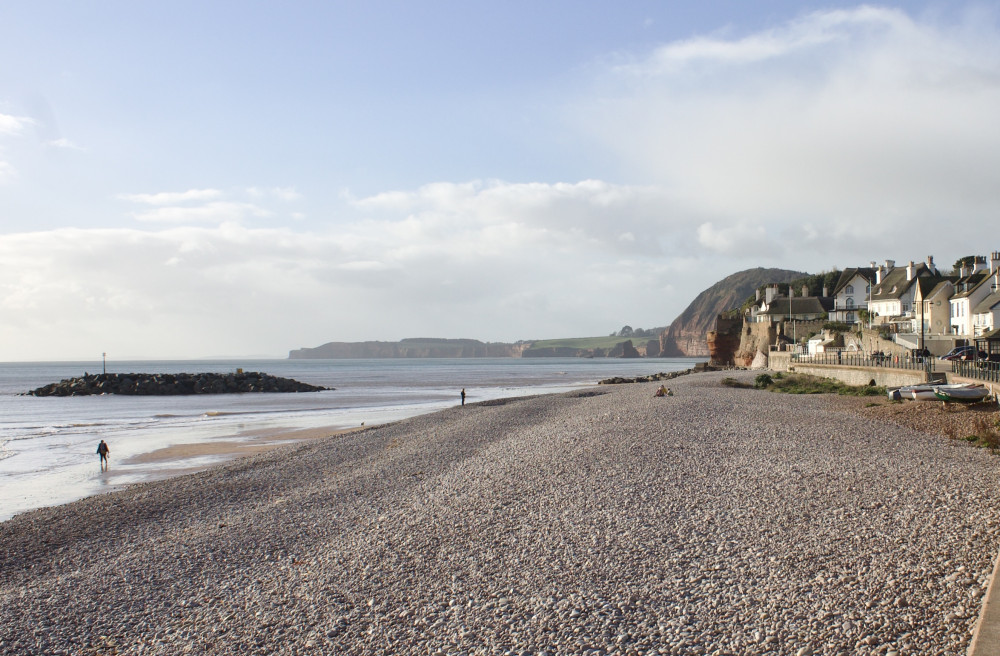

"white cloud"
[0,180,689,359]
[696,221,772,256]
[627,6,909,74]
[348,179,679,256]
[0,113,34,136]
[118,189,223,205]
[581,5,1000,265]
[0,161,15,184]
[7,6,1000,360]
[0,113,35,183]
[246,186,302,201]
[45,138,84,150]
[131,201,271,224]
[339,260,393,272]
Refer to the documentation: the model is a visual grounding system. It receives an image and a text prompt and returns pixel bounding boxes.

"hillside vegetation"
[527,336,650,350]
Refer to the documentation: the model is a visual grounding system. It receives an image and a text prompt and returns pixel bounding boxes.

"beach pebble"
[1,370,998,655]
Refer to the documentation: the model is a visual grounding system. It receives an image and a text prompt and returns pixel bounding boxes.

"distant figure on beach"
[97,440,109,471]
[654,385,672,397]
[460,388,466,406]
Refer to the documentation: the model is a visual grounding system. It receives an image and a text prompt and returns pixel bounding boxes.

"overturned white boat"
[887,385,934,401]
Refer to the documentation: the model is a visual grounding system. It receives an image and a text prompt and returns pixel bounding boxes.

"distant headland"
[287,336,665,360]
[289,267,809,361]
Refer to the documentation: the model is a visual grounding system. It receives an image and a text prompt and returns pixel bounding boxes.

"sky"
[2,1,1000,360]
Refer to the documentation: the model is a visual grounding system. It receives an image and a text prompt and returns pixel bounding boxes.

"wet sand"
[124,425,362,467]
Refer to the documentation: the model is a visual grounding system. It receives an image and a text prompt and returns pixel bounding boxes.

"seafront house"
[828,267,875,324]
[949,253,999,338]
[755,284,834,323]
[973,284,1000,336]
[917,279,955,336]
[868,258,941,331]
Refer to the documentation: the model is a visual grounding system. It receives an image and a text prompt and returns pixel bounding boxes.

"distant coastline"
[288,336,665,359]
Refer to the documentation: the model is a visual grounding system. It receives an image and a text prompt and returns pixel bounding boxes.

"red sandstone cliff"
[659,267,805,357]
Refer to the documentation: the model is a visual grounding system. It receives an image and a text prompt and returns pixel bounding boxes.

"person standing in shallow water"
[97,440,109,471]
[460,388,466,406]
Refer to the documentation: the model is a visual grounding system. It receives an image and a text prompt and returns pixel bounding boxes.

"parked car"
[940,346,977,361]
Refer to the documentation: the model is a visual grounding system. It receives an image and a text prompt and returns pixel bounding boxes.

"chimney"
[885,259,895,270]
[960,264,969,277]
[991,251,1000,274]
[973,255,987,273]
[765,285,776,304]
[822,285,828,297]
[801,284,809,297]
[927,255,936,274]
[756,288,761,301]
[788,285,795,298]
[906,261,914,281]
[876,265,884,284]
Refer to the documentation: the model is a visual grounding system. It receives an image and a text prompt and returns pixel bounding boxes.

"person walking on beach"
[460,388,466,406]
[97,439,109,471]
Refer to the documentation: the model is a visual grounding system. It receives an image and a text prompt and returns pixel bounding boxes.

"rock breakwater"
[27,372,328,396]
[598,363,718,385]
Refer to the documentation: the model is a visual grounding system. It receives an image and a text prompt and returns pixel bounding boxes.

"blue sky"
[2,1,999,360]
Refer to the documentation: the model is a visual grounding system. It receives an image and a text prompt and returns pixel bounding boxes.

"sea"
[0,357,701,521]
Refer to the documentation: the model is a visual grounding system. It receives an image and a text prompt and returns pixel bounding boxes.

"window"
[846,285,854,295]
[846,298,854,308]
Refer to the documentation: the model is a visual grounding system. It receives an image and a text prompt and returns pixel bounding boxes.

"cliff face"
[706,317,743,366]
[660,267,806,357]
[732,321,780,367]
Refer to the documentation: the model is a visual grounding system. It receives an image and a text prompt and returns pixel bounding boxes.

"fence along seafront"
[790,351,1000,384]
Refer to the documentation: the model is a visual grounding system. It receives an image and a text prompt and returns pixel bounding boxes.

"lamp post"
[868,280,872,330]
[788,288,794,352]
[919,296,925,352]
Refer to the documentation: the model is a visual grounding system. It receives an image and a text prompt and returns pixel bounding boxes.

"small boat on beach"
[933,384,991,403]
[910,386,941,402]
[888,385,934,401]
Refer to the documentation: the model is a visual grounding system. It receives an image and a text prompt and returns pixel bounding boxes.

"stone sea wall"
[27,372,328,397]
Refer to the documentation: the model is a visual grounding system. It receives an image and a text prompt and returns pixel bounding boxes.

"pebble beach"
[3,369,1000,655]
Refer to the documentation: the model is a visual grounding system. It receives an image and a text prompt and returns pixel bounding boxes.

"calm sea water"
[0,357,701,520]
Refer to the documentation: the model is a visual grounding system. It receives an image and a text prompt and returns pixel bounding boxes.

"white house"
[918,280,954,336]
[828,267,874,324]
[971,271,1000,336]
[869,258,939,324]
[949,253,999,337]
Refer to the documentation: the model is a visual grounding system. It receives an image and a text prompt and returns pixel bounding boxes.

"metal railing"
[952,359,1000,383]
[791,351,933,373]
